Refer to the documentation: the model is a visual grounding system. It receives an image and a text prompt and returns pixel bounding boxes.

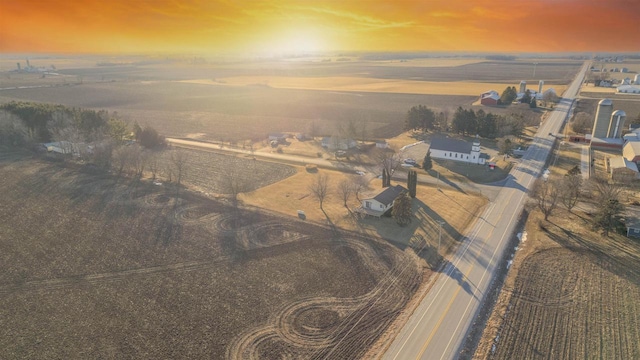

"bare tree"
[147,151,160,180]
[0,110,29,147]
[221,160,249,210]
[357,118,368,143]
[351,175,368,202]
[530,178,560,221]
[112,145,132,177]
[336,178,353,212]
[559,172,582,211]
[309,172,330,215]
[375,147,401,184]
[571,112,594,134]
[170,149,189,191]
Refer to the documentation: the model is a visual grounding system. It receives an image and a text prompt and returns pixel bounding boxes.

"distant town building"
[617,85,640,94]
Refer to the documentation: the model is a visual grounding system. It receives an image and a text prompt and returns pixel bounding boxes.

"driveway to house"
[382,61,590,360]
[168,137,504,200]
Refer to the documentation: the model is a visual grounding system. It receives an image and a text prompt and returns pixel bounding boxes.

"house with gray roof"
[358,185,407,217]
[428,137,488,165]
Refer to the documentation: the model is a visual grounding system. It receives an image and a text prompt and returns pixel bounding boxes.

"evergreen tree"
[422,150,433,171]
[392,192,413,226]
[407,170,417,198]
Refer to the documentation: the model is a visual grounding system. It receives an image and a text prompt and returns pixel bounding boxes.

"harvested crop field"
[0,57,581,142]
[161,148,297,194]
[474,207,640,359]
[0,152,421,359]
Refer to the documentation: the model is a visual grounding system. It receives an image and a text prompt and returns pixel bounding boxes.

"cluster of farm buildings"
[567,98,640,182]
[590,66,640,94]
[479,80,557,106]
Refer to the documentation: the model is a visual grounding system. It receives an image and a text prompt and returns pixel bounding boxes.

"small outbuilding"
[623,141,640,164]
[624,207,640,238]
[608,156,640,182]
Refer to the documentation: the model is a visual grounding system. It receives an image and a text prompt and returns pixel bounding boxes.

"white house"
[358,185,407,217]
[268,133,287,142]
[428,137,488,165]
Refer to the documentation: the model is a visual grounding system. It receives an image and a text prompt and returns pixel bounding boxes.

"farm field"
[180,77,568,97]
[0,152,421,359]
[0,57,581,142]
[159,148,298,195]
[473,146,640,360]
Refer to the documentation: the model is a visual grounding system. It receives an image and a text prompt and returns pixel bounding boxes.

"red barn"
[480,90,500,106]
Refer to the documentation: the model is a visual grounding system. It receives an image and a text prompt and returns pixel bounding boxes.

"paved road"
[383,61,590,360]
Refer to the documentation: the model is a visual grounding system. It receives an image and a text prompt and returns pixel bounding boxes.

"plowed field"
[0,153,421,359]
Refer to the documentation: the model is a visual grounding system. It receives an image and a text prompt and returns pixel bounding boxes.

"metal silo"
[591,99,613,138]
[607,110,626,138]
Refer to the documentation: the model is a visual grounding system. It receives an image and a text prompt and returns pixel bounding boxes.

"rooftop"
[429,137,474,154]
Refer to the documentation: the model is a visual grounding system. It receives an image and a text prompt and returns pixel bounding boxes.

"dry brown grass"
[240,169,487,262]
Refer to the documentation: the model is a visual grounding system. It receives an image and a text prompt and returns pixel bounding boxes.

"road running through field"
[383,61,590,360]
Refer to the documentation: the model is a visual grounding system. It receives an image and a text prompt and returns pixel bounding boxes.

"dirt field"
[473,146,640,360]
[0,152,421,359]
[159,147,298,195]
[0,57,581,142]
[180,77,568,97]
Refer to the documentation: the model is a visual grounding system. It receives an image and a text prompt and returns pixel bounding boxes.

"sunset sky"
[1,0,638,54]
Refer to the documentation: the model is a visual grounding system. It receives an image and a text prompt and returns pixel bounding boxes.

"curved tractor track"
[227,238,421,359]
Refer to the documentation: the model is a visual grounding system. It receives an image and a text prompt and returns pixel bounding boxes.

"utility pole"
[437,220,445,254]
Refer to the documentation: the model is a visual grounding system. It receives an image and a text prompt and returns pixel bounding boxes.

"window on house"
[365,201,371,209]
[466,155,468,159]
[455,153,458,158]
[380,204,384,209]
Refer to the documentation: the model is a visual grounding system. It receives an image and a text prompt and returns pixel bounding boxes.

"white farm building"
[429,137,488,165]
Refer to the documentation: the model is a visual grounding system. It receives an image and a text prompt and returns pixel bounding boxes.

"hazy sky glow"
[1,0,639,54]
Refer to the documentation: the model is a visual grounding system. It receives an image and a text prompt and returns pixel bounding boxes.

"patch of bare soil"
[0,153,421,359]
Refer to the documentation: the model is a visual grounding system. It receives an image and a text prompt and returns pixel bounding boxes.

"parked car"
[403,158,417,165]
[355,170,366,176]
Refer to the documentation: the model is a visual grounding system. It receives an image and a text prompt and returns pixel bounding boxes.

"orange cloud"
[1,0,638,54]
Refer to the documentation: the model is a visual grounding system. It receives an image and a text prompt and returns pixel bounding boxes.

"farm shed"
[358,185,407,217]
[623,141,640,164]
[624,208,640,238]
[268,133,287,142]
[617,85,640,94]
[607,156,639,182]
[429,137,487,165]
[480,90,500,106]
[590,137,624,151]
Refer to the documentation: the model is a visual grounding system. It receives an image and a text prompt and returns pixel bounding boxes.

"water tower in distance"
[591,98,613,138]
[607,110,626,138]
